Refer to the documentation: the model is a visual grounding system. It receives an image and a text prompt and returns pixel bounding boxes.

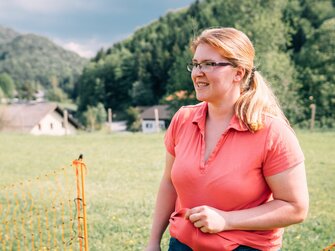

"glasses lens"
[202,64,210,72]
[187,63,194,72]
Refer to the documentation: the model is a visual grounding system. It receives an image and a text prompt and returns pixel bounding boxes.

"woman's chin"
[195,94,207,102]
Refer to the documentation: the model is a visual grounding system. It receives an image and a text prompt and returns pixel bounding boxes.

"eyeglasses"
[186,61,234,73]
[187,61,234,72]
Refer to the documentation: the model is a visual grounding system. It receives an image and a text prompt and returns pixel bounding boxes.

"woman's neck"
[207,102,235,122]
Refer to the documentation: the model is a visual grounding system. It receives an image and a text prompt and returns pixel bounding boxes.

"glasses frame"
[186,61,234,73]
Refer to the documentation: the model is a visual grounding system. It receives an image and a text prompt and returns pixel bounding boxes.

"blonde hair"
[191,27,287,132]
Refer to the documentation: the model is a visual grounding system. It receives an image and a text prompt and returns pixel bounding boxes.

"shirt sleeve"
[164,108,182,157]
[262,118,305,177]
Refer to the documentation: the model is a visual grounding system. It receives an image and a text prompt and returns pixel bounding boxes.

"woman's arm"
[145,151,177,250]
[186,162,309,233]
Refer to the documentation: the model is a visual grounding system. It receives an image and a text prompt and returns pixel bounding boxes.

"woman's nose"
[192,67,205,77]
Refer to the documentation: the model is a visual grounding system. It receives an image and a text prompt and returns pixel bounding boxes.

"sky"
[0,0,195,58]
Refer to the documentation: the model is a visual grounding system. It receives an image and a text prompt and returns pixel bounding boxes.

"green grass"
[282,131,335,250]
[0,131,334,250]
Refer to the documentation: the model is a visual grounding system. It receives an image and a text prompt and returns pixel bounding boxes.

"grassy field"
[0,130,334,250]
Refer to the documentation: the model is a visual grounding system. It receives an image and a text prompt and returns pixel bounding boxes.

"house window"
[50,123,53,130]
[146,123,153,128]
[38,124,41,130]
[62,122,65,128]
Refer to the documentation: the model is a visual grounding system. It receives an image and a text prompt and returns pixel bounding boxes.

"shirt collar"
[192,102,207,125]
[192,102,249,132]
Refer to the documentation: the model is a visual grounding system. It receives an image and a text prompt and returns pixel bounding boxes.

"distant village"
[0,92,171,136]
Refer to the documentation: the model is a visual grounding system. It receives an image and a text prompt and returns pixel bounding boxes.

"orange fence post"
[72,155,88,251]
[323,243,335,251]
[80,160,89,251]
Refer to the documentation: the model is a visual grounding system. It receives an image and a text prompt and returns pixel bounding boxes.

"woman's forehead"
[193,43,226,61]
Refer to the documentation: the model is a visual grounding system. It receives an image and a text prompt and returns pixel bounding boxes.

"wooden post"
[154,108,160,133]
[310,104,316,131]
[64,110,69,135]
[108,108,112,132]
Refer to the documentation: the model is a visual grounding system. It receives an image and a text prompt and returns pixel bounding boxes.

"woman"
[145,27,309,251]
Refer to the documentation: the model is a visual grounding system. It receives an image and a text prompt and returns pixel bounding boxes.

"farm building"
[140,105,171,133]
[0,102,81,135]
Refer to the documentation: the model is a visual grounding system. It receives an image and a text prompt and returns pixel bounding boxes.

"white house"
[140,105,171,133]
[0,102,81,135]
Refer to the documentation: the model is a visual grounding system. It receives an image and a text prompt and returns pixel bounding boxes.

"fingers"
[185,206,205,220]
[193,220,209,233]
[184,206,225,233]
[200,226,208,233]
[193,218,203,228]
[188,212,202,223]
[185,206,209,232]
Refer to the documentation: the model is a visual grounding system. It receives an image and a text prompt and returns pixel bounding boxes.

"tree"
[296,18,335,127]
[166,45,193,94]
[125,106,142,132]
[46,75,68,102]
[103,48,134,111]
[131,80,154,106]
[0,73,15,98]
[19,80,36,100]
[96,102,107,127]
[0,87,5,101]
[83,102,107,131]
[77,62,105,112]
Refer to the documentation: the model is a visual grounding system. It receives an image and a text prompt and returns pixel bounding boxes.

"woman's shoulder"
[262,113,290,128]
[173,102,206,121]
[179,102,205,112]
[261,113,297,138]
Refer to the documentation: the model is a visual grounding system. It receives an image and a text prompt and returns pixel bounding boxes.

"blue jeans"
[168,237,262,251]
[168,238,192,251]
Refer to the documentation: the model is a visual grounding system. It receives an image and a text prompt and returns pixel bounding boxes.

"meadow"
[0,130,334,251]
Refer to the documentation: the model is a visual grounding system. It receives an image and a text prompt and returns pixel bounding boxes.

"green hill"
[77,0,335,128]
[0,25,88,100]
[0,26,19,44]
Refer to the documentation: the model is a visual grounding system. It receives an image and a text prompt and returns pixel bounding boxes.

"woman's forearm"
[186,164,309,233]
[224,199,308,231]
[147,178,177,245]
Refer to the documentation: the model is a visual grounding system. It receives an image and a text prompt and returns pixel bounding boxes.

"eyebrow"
[192,59,217,63]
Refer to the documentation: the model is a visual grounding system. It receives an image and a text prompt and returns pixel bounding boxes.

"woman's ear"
[233,66,245,83]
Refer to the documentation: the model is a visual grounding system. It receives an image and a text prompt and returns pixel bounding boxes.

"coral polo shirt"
[165,102,304,251]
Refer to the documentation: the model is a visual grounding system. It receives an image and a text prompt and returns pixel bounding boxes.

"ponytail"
[235,69,287,132]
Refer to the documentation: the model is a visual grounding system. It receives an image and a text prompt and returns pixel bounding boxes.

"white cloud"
[61,42,95,58]
[52,30,132,58]
[53,37,112,58]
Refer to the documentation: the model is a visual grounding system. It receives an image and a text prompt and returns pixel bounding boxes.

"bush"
[125,107,142,132]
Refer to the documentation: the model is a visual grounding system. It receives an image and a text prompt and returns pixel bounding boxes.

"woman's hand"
[144,243,161,251]
[185,206,227,233]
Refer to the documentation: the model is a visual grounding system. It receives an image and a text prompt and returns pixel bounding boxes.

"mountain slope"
[0,25,19,44]
[0,26,88,98]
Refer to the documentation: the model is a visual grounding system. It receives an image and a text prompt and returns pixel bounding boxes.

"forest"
[76,0,335,128]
